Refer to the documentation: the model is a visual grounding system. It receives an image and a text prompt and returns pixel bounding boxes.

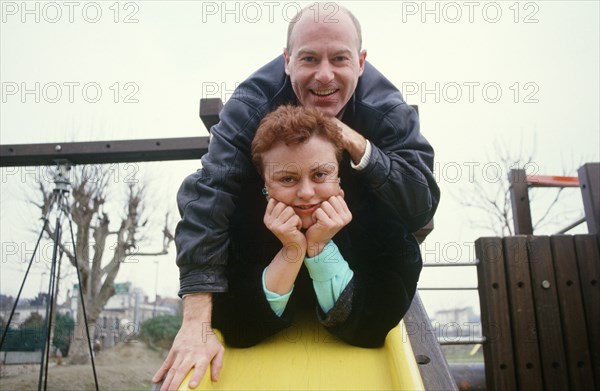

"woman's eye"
[313,172,328,182]
[279,176,295,184]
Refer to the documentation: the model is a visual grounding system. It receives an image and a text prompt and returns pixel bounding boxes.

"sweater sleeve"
[303,241,354,314]
[262,267,294,317]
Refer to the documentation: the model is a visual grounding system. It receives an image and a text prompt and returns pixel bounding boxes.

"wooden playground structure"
[1,98,598,390]
[476,163,599,390]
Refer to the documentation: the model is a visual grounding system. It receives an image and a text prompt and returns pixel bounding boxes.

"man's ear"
[283,48,291,75]
[358,49,367,76]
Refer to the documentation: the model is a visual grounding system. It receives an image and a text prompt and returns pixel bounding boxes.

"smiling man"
[153,3,440,390]
[284,6,365,118]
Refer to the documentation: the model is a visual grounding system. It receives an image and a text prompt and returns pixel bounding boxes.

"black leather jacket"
[176,55,440,296]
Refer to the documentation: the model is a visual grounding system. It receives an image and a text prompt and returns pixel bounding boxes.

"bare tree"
[455,137,583,236]
[33,165,174,364]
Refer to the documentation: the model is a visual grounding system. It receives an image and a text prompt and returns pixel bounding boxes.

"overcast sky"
[1,1,598,319]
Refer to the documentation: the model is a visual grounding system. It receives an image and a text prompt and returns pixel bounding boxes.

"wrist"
[306,240,329,258]
[281,241,306,262]
[183,292,212,323]
[341,131,366,165]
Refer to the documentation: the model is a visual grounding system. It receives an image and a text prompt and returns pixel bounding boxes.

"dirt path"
[0,342,166,391]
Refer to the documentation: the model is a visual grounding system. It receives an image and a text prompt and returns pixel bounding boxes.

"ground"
[0,342,166,391]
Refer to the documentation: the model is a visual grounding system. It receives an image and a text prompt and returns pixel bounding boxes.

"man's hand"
[331,118,367,166]
[306,194,352,257]
[152,293,224,391]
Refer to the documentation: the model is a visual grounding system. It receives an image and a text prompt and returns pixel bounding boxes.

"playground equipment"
[177,310,424,391]
[476,163,600,390]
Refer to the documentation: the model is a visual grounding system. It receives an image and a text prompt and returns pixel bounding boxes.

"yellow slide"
[178,310,424,390]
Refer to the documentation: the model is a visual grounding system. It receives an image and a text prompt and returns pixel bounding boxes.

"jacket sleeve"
[175,97,262,296]
[353,102,440,233]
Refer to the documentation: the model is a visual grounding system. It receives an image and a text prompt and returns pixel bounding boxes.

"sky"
[1,1,599,320]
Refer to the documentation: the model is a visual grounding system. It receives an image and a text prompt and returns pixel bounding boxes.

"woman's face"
[262,135,341,229]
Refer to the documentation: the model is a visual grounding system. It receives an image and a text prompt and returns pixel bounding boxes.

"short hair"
[286,3,362,52]
[251,105,344,176]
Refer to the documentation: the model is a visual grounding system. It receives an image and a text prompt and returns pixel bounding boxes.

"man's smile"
[311,88,338,97]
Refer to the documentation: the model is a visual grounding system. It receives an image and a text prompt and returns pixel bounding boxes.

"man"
[153,3,440,390]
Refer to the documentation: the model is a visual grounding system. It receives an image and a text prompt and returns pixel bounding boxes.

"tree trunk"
[67,295,100,365]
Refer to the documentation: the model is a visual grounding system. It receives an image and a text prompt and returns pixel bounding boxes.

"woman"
[251,104,354,321]
[211,105,420,349]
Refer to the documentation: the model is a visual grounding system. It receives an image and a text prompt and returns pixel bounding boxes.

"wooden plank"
[509,170,534,234]
[502,236,544,390]
[0,137,209,167]
[199,98,223,132]
[404,293,458,391]
[574,234,600,387]
[526,236,569,390]
[474,237,517,391]
[527,175,579,188]
[578,163,600,234]
[550,235,596,390]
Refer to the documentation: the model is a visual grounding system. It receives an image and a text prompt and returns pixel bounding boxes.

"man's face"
[284,12,366,118]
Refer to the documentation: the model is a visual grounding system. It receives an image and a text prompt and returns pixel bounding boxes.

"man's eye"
[333,56,348,62]
[302,56,316,63]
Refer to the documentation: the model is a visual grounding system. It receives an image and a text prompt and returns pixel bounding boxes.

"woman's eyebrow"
[310,163,337,172]
[271,168,299,176]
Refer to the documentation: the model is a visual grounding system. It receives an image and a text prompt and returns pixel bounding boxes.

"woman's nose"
[297,179,315,199]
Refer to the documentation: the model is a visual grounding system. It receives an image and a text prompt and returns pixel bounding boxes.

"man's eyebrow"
[296,48,319,57]
[296,48,353,57]
[331,49,353,56]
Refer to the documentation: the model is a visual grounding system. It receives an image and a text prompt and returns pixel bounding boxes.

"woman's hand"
[263,198,307,254]
[305,194,352,257]
[263,198,308,294]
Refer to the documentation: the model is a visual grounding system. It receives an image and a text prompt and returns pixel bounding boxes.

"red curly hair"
[251,105,344,176]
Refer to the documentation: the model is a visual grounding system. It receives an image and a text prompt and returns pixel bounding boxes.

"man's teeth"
[314,89,336,96]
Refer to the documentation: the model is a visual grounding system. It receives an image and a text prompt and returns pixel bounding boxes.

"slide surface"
[178,310,424,390]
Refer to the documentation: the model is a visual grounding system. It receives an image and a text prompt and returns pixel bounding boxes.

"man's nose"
[315,61,334,84]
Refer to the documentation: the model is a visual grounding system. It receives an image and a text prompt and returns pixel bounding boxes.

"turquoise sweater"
[262,241,354,316]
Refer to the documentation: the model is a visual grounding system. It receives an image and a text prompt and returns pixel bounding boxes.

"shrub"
[139,315,182,350]
[52,313,75,356]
